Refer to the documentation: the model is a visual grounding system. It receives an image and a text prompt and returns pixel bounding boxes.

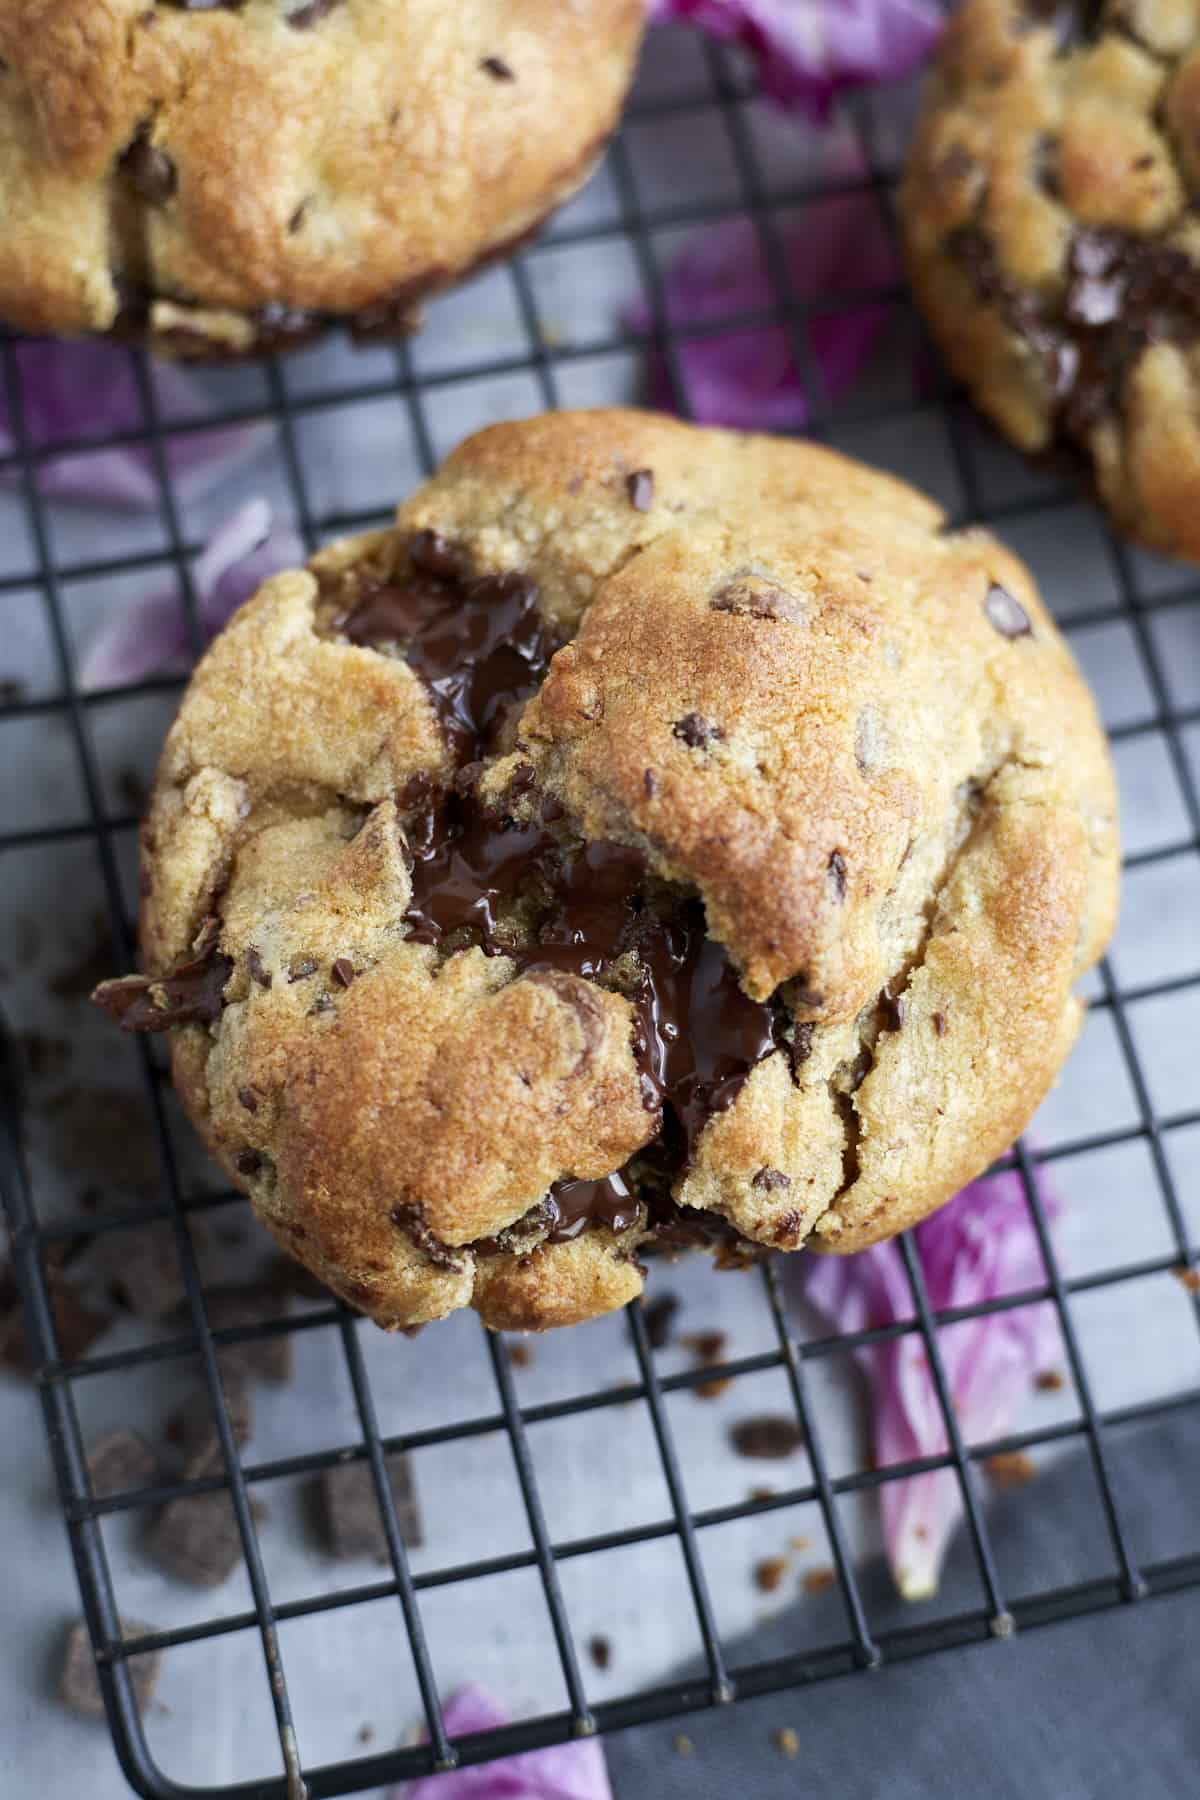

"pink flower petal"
[647,0,943,118]
[0,339,270,510]
[79,499,302,691]
[396,1686,612,1800]
[625,193,898,428]
[800,1169,1062,1599]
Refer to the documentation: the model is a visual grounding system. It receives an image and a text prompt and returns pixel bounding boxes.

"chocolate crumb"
[331,957,355,988]
[984,583,1032,639]
[626,468,654,511]
[86,1429,158,1499]
[730,1415,803,1459]
[59,1619,160,1720]
[507,1341,533,1367]
[587,1634,612,1670]
[119,128,176,204]
[932,1011,947,1037]
[773,1727,800,1759]
[879,984,906,1031]
[828,849,847,900]
[641,1291,680,1349]
[986,1451,1037,1488]
[247,947,272,989]
[752,1167,791,1192]
[481,54,515,80]
[1035,1368,1065,1391]
[673,712,723,749]
[234,1149,263,1177]
[755,1555,789,1593]
[802,1567,835,1595]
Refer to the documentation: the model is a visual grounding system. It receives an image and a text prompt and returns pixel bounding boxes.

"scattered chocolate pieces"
[802,1567,836,1596]
[754,1555,789,1593]
[985,1451,1037,1489]
[147,1445,262,1589]
[317,1453,423,1560]
[642,1291,680,1349]
[86,1430,159,1500]
[984,582,1032,640]
[730,1415,803,1460]
[587,1634,612,1671]
[626,468,654,511]
[166,1374,255,1462]
[59,1619,160,1721]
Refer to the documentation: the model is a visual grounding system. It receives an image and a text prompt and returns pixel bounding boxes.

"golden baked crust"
[0,0,643,352]
[901,0,1200,562]
[102,410,1119,1332]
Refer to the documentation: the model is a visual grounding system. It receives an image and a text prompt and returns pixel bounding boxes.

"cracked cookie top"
[0,1,642,352]
[96,410,1118,1332]
[902,0,1200,561]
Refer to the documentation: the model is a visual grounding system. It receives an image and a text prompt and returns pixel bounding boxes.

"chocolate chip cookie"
[902,0,1200,561]
[94,410,1118,1332]
[0,1,642,354]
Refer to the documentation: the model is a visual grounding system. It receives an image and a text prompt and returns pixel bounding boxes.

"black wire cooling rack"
[2,21,1200,1800]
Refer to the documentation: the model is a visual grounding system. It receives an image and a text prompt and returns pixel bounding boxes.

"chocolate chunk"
[92,919,231,1034]
[234,1149,264,1177]
[390,1201,466,1272]
[59,1619,160,1720]
[587,1634,612,1670]
[331,957,355,988]
[409,529,471,583]
[317,1452,422,1559]
[641,1291,680,1349]
[481,54,515,80]
[626,468,654,511]
[730,1415,803,1459]
[673,712,723,749]
[167,1376,255,1461]
[932,1011,947,1037]
[238,1086,259,1112]
[752,1167,791,1192]
[0,1263,109,1372]
[147,1446,260,1588]
[287,955,318,983]
[86,1430,159,1499]
[879,985,906,1031]
[119,129,177,204]
[286,0,343,26]
[197,1285,293,1385]
[246,947,272,988]
[984,583,1032,639]
[827,849,847,900]
[106,1224,187,1321]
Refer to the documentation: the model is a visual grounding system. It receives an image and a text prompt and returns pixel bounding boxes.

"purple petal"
[800,1168,1063,1599]
[0,339,270,510]
[79,500,303,691]
[647,0,943,118]
[396,1686,612,1800]
[624,193,898,428]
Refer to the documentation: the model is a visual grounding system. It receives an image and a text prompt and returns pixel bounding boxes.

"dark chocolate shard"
[92,918,231,1033]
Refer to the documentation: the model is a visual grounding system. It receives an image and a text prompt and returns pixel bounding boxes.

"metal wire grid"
[0,24,1199,1800]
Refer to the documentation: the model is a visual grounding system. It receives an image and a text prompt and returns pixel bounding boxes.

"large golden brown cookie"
[96,411,1119,1331]
[0,0,642,353]
[902,0,1200,562]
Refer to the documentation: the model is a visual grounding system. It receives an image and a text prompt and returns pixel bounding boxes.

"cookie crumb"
[1175,1267,1200,1294]
[754,1555,789,1593]
[789,1533,810,1552]
[802,1567,836,1595]
[986,1451,1036,1488]
[1035,1368,1064,1391]
[507,1341,533,1367]
[773,1727,800,1759]
[695,1376,733,1400]
[680,1329,726,1361]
